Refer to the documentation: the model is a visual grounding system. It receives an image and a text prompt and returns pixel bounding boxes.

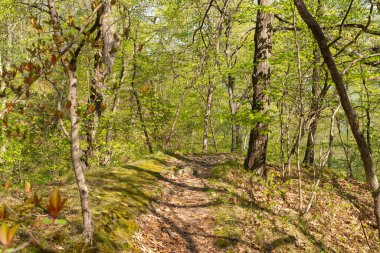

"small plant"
[3,181,11,191]
[46,188,67,219]
[0,205,8,221]
[24,181,32,193]
[27,193,42,207]
[0,223,19,249]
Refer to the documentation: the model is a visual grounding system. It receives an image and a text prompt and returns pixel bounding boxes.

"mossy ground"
[0,159,165,252]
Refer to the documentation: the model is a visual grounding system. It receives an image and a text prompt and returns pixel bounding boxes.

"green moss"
[86,159,164,252]
[1,159,167,252]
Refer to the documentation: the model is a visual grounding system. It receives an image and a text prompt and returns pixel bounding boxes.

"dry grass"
[209,160,380,252]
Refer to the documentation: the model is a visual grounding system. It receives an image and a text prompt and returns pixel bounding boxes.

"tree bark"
[202,86,215,153]
[337,118,353,178]
[304,105,340,215]
[303,49,321,166]
[165,87,188,147]
[47,0,95,243]
[68,61,94,243]
[327,105,340,167]
[85,0,119,164]
[244,0,274,176]
[294,0,380,237]
[227,74,240,152]
[361,65,372,153]
[102,53,126,166]
[131,40,153,154]
[224,16,241,153]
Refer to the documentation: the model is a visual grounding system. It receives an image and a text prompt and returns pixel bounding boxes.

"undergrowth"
[0,159,165,252]
[208,160,380,252]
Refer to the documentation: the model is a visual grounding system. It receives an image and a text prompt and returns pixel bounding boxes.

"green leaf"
[55,219,68,225]
[42,218,52,225]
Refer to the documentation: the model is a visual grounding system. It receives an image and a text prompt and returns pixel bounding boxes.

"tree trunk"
[337,119,353,178]
[304,105,340,215]
[85,0,119,165]
[131,42,153,154]
[224,15,242,153]
[202,86,215,153]
[47,0,95,242]
[244,0,274,177]
[327,105,340,167]
[294,0,380,237]
[68,62,94,243]
[102,54,126,166]
[227,74,240,153]
[165,87,188,147]
[303,49,321,166]
[361,65,372,153]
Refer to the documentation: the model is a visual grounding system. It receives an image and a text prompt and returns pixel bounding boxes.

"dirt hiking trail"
[134,153,236,253]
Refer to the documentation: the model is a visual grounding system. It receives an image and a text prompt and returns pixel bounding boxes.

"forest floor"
[2,153,380,252]
[132,153,380,253]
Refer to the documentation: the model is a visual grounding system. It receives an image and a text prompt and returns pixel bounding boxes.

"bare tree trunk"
[165,87,189,147]
[295,0,380,237]
[202,86,215,153]
[224,14,244,153]
[279,99,286,176]
[244,0,274,177]
[326,105,340,167]
[361,65,372,153]
[227,74,240,152]
[293,4,304,212]
[102,54,126,166]
[85,0,119,164]
[337,119,353,178]
[283,71,331,175]
[47,0,96,242]
[304,105,340,215]
[278,65,290,177]
[209,115,218,153]
[303,49,321,166]
[296,117,304,212]
[68,62,94,243]
[131,41,153,154]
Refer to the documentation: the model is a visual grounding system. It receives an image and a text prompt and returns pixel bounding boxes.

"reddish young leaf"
[87,104,96,114]
[68,15,75,27]
[24,181,32,193]
[123,27,130,39]
[46,188,67,219]
[4,180,11,190]
[25,62,33,72]
[0,223,19,247]
[51,54,58,65]
[138,43,145,52]
[100,103,107,112]
[65,101,72,109]
[27,192,42,207]
[0,204,8,220]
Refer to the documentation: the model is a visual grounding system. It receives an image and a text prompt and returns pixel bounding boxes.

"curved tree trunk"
[294,0,380,237]
[244,0,274,177]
